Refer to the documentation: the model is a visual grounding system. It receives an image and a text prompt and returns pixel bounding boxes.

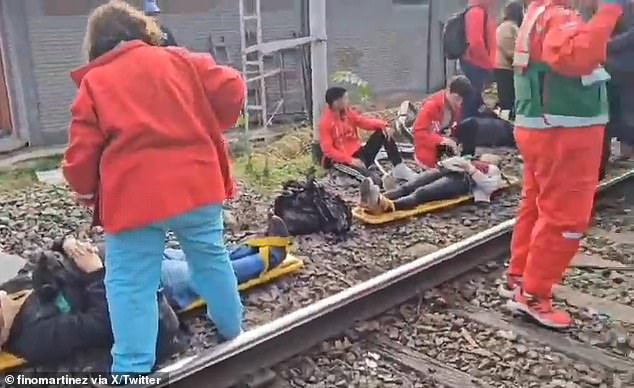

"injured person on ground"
[319,86,418,184]
[358,154,503,214]
[0,217,290,367]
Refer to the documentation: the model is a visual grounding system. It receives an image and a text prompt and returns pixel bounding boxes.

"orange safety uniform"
[508,0,623,298]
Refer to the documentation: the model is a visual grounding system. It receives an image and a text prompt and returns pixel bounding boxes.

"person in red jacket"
[319,87,418,183]
[461,0,497,119]
[62,1,244,375]
[412,75,475,168]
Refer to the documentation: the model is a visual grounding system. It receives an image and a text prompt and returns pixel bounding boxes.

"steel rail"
[142,169,634,388]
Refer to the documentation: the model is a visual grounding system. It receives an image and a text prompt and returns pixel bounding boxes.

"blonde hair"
[82,0,162,62]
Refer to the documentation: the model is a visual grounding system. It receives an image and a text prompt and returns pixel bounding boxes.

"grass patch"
[233,152,324,194]
[0,155,62,192]
[232,128,325,194]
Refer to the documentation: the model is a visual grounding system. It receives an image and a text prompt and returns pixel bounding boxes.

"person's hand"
[350,158,366,169]
[62,237,103,273]
[441,137,460,155]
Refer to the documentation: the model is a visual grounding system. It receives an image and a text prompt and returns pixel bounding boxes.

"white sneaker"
[392,163,418,182]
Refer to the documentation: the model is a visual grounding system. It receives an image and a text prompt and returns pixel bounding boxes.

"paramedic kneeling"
[359,154,503,214]
[319,87,417,183]
[413,76,476,169]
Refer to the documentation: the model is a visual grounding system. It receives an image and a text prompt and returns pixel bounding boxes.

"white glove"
[438,156,471,172]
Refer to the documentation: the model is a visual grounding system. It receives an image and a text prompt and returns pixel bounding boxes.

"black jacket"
[3,267,184,367]
[606,26,634,142]
[5,269,112,364]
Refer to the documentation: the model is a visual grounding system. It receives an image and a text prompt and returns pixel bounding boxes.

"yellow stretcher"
[0,237,303,371]
[353,175,520,225]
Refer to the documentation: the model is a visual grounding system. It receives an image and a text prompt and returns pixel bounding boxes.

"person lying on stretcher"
[0,216,290,366]
[358,154,503,214]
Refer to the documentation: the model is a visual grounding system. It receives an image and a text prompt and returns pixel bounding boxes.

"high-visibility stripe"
[513,5,546,68]
[515,114,609,129]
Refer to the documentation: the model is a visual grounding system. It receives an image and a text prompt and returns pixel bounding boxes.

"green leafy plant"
[330,70,372,105]
[236,112,246,129]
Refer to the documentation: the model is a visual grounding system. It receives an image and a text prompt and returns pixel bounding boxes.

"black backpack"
[443,6,488,60]
[273,177,352,236]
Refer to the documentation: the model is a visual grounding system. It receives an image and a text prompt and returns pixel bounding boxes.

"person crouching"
[63,1,244,375]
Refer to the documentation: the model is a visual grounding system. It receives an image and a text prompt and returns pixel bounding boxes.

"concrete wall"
[17,0,303,146]
[3,0,468,147]
[326,0,467,104]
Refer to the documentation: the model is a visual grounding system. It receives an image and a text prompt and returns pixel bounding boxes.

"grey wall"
[326,0,468,100]
[5,0,468,147]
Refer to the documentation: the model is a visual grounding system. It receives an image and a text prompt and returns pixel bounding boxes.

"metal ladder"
[238,0,284,134]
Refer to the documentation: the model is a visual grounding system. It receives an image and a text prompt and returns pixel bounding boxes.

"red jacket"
[63,41,245,234]
[517,0,621,78]
[319,107,386,164]
[463,0,497,70]
[413,91,461,168]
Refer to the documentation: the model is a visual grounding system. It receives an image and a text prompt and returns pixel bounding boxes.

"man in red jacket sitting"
[319,87,417,183]
[412,75,476,169]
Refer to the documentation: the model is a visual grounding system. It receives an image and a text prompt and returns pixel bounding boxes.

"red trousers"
[509,125,604,297]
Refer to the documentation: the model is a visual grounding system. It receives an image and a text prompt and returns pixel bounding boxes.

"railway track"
[146,170,634,388]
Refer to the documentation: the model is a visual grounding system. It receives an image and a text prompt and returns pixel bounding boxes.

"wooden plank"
[588,228,634,246]
[372,336,493,388]
[244,36,314,55]
[568,253,634,272]
[553,285,634,324]
[452,309,634,372]
[570,253,626,269]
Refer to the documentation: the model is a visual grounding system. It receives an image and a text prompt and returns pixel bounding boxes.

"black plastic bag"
[273,177,352,236]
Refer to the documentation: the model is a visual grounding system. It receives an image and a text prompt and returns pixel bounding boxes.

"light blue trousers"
[105,204,243,374]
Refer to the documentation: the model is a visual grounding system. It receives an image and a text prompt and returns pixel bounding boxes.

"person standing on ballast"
[501,0,624,329]
[460,0,497,119]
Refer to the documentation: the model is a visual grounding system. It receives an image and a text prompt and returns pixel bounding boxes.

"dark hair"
[503,1,524,26]
[448,75,473,99]
[325,87,347,107]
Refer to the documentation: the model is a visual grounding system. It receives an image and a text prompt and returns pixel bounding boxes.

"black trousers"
[440,116,515,161]
[384,168,471,210]
[326,131,403,183]
[354,131,403,167]
[494,68,515,120]
[600,130,610,181]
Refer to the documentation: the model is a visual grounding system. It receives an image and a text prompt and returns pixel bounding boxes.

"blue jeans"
[161,245,285,311]
[104,204,243,374]
[460,59,491,119]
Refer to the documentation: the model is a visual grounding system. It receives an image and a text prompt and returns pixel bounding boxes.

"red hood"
[70,40,147,87]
